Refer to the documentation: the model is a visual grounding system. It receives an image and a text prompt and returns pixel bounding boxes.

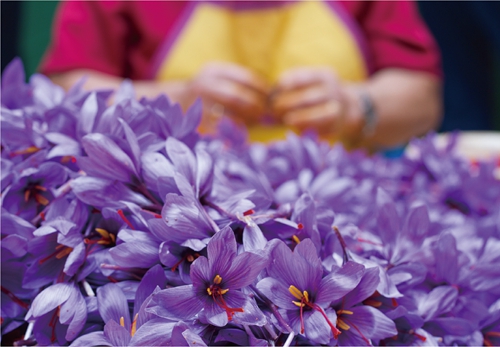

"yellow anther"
[23,146,40,154]
[110,234,116,243]
[187,254,194,262]
[337,318,350,330]
[214,275,223,284]
[293,301,305,307]
[95,228,110,238]
[24,190,31,202]
[302,290,309,303]
[289,285,303,300]
[292,235,301,244]
[207,288,213,295]
[119,316,125,328]
[55,247,73,259]
[35,194,49,206]
[220,288,229,295]
[337,309,353,315]
[130,313,138,337]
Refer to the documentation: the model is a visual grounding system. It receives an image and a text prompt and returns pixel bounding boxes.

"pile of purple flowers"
[2,58,500,347]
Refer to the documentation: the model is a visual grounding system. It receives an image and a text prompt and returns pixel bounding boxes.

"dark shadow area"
[419,1,500,131]
[1,1,21,73]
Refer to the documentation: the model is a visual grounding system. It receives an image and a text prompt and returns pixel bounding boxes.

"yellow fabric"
[156,1,367,142]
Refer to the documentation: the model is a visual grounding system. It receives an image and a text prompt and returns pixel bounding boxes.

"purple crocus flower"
[329,266,398,346]
[70,285,175,346]
[257,239,366,344]
[25,282,87,345]
[2,162,67,220]
[148,192,218,246]
[159,242,206,284]
[1,58,33,109]
[147,227,267,327]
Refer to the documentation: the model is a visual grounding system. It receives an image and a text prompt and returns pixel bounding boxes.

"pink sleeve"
[39,1,129,77]
[351,1,442,77]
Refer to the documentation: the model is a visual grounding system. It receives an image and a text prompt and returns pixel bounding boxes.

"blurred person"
[40,1,442,150]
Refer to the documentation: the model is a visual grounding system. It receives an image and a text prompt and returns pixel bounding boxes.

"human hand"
[270,67,364,139]
[189,62,270,130]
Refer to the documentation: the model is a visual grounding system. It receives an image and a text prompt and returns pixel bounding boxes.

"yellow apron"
[153,1,369,142]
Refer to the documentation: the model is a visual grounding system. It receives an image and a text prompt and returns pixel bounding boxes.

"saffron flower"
[257,239,366,344]
[147,227,267,327]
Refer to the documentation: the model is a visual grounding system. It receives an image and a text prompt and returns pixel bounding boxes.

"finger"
[283,100,344,135]
[203,62,270,96]
[271,86,332,118]
[276,67,337,91]
[194,78,266,122]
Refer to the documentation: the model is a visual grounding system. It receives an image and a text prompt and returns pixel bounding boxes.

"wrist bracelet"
[360,91,377,136]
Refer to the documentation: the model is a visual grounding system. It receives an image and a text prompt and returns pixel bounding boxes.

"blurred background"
[2,1,500,132]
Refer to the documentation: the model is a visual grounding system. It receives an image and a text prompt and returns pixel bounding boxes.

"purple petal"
[97,283,131,328]
[342,266,380,308]
[70,331,110,346]
[77,92,99,136]
[23,251,64,289]
[303,309,334,345]
[166,137,196,184]
[64,242,86,276]
[129,318,175,346]
[46,132,81,159]
[316,261,365,306]
[402,204,429,242]
[110,237,159,269]
[207,227,237,277]
[103,319,131,346]
[213,328,248,346]
[156,194,215,243]
[133,264,168,317]
[223,251,267,289]
[1,211,35,239]
[118,117,141,170]
[468,263,500,292]
[352,306,397,340]
[267,240,321,294]
[435,233,459,284]
[418,285,458,321]
[71,176,149,208]
[423,317,475,337]
[376,188,400,246]
[178,98,202,138]
[257,276,299,309]
[1,234,28,259]
[242,224,268,252]
[204,289,246,327]
[147,285,203,320]
[190,256,211,288]
[80,133,138,182]
[231,296,267,326]
[30,283,73,317]
[141,152,175,189]
[61,288,87,341]
[195,147,213,198]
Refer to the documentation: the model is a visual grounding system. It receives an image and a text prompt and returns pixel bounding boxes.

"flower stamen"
[337,318,350,330]
[130,313,138,337]
[289,285,341,338]
[207,274,243,321]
